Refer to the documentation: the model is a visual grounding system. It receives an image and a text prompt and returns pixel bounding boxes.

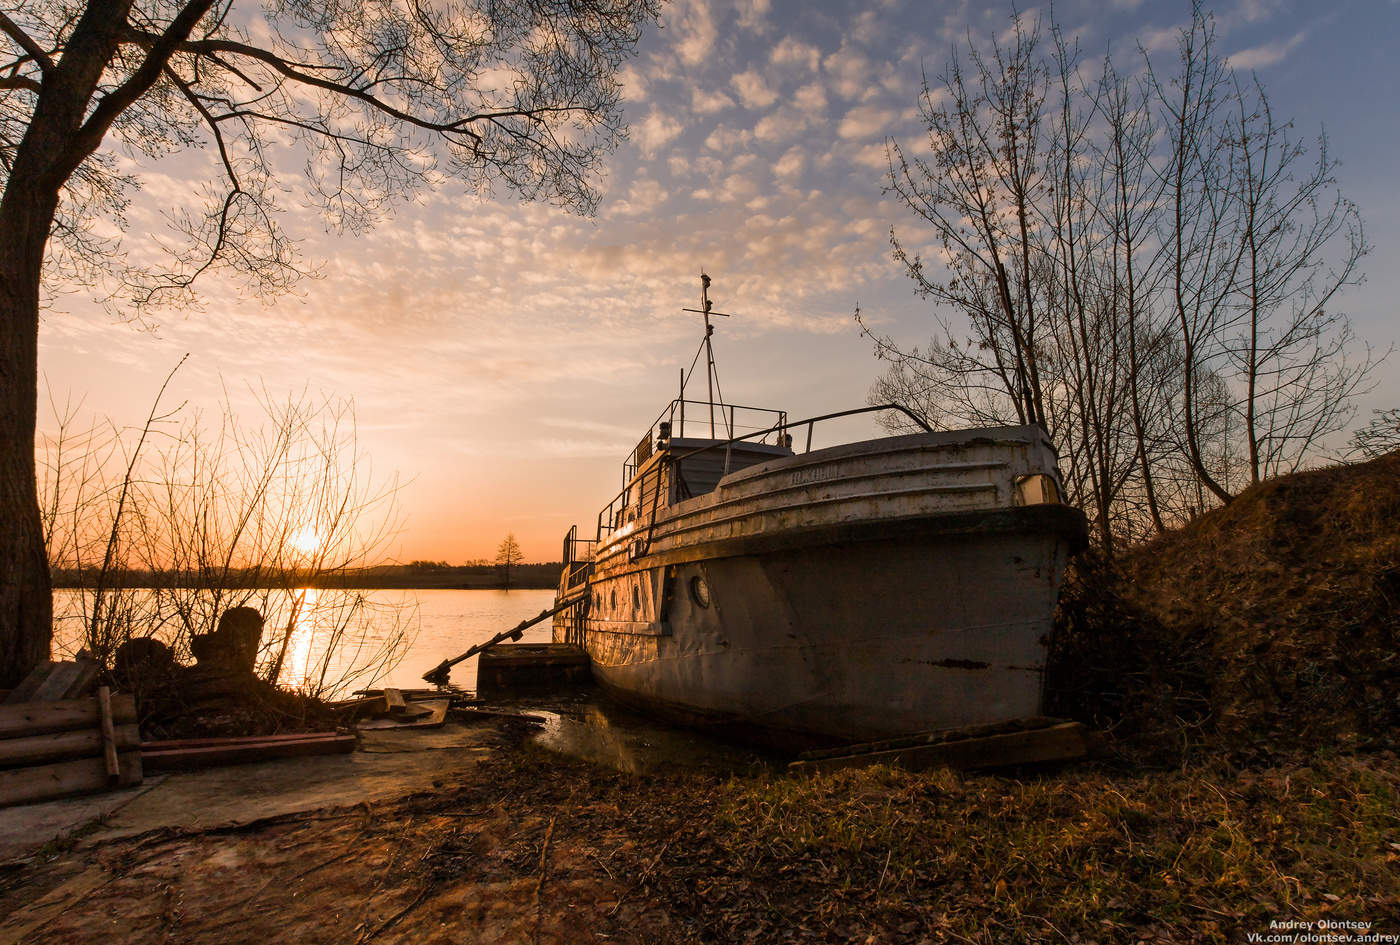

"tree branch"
[0,11,55,74]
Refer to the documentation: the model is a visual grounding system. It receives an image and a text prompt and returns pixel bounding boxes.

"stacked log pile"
[0,659,142,808]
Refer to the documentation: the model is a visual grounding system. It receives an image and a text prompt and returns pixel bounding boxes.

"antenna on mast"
[681,272,734,437]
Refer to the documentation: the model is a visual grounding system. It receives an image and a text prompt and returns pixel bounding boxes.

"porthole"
[689,575,711,608]
[610,587,616,610]
[632,584,640,613]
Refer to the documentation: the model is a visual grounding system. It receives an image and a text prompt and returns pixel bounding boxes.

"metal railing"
[594,403,933,552]
[623,398,788,484]
[560,524,597,590]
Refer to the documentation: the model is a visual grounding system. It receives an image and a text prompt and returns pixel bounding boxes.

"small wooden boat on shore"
[553,276,1086,747]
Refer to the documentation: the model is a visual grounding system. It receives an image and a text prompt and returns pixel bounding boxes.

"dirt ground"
[2,715,1397,945]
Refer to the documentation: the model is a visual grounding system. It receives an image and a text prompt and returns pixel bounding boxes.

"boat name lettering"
[791,465,837,485]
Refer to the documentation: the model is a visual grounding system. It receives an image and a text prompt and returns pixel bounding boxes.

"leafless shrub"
[40,364,413,698]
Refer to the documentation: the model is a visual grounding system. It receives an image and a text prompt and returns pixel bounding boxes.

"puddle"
[526,693,774,776]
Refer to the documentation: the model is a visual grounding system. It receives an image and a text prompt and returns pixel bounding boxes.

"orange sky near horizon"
[35,0,1400,564]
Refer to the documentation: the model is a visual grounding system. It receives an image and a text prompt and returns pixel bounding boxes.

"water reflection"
[532,695,773,775]
[51,588,555,695]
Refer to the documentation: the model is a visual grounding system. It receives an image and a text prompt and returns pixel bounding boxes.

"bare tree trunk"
[0,185,58,686]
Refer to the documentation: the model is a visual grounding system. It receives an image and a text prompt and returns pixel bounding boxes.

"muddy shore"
[1,707,1396,945]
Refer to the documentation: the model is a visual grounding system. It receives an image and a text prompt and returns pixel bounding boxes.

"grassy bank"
[8,741,1397,944]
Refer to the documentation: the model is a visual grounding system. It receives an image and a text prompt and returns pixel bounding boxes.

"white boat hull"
[556,426,1085,746]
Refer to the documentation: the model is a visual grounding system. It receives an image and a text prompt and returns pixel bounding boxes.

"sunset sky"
[37,0,1400,563]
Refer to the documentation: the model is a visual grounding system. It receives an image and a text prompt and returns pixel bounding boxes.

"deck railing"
[623,398,788,484]
[593,403,933,552]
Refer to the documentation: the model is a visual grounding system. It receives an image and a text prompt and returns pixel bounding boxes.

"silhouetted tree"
[0,0,658,685]
[495,534,522,589]
[863,4,1374,551]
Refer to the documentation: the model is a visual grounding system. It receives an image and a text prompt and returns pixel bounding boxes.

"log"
[0,723,140,769]
[3,661,58,704]
[788,721,1089,774]
[140,731,353,750]
[0,751,143,808]
[0,694,137,740]
[28,662,86,703]
[97,686,120,783]
[61,658,103,700]
[356,700,450,730]
[141,733,356,771]
[329,695,389,716]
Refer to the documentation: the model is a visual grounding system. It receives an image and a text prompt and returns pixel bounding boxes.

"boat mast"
[682,272,733,437]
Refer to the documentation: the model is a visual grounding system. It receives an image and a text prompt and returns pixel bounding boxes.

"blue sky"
[38,0,1400,561]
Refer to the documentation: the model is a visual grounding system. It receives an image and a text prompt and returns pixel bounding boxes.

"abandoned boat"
[553,276,1086,746]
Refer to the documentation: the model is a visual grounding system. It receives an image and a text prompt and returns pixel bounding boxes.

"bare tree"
[1350,409,1400,460]
[863,4,1375,551]
[495,533,522,589]
[42,379,414,698]
[0,0,659,685]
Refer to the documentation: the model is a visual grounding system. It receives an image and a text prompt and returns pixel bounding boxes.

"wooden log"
[356,700,450,730]
[29,662,86,703]
[330,695,389,717]
[3,661,58,704]
[0,723,140,768]
[0,693,137,740]
[97,686,120,783]
[141,733,356,771]
[61,658,103,700]
[140,731,351,750]
[0,750,143,808]
[788,721,1089,774]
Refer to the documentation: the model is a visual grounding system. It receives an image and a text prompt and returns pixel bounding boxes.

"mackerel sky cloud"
[38,0,1400,562]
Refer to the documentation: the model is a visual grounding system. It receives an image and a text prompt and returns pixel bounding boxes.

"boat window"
[610,588,616,610]
[690,575,710,608]
[632,584,640,614]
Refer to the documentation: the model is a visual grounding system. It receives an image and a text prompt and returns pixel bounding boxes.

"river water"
[52,587,557,694]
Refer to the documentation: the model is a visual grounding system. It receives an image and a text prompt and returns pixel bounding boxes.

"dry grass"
[1050,451,1400,765]
[6,745,1397,944]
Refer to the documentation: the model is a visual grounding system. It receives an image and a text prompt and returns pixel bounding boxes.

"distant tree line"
[861,4,1382,554]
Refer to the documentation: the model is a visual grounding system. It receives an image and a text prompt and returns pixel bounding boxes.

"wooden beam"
[0,751,143,808]
[28,662,85,702]
[3,661,57,704]
[141,733,355,771]
[97,686,120,783]
[0,723,140,768]
[383,688,406,713]
[61,658,102,700]
[0,693,137,739]
[789,722,1089,774]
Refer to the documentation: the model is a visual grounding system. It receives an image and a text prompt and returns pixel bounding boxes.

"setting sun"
[289,526,323,555]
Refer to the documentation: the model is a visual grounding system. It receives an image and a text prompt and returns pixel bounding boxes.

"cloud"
[1228,29,1308,69]
[732,69,779,109]
[754,107,811,143]
[636,109,683,157]
[837,107,899,141]
[672,0,718,66]
[704,125,752,153]
[610,178,668,216]
[850,142,892,170]
[736,0,772,32]
[692,87,735,114]
[793,81,828,113]
[824,46,874,100]
[773,146,805,180]
[618,65,648,103]
[771,36,821,73]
